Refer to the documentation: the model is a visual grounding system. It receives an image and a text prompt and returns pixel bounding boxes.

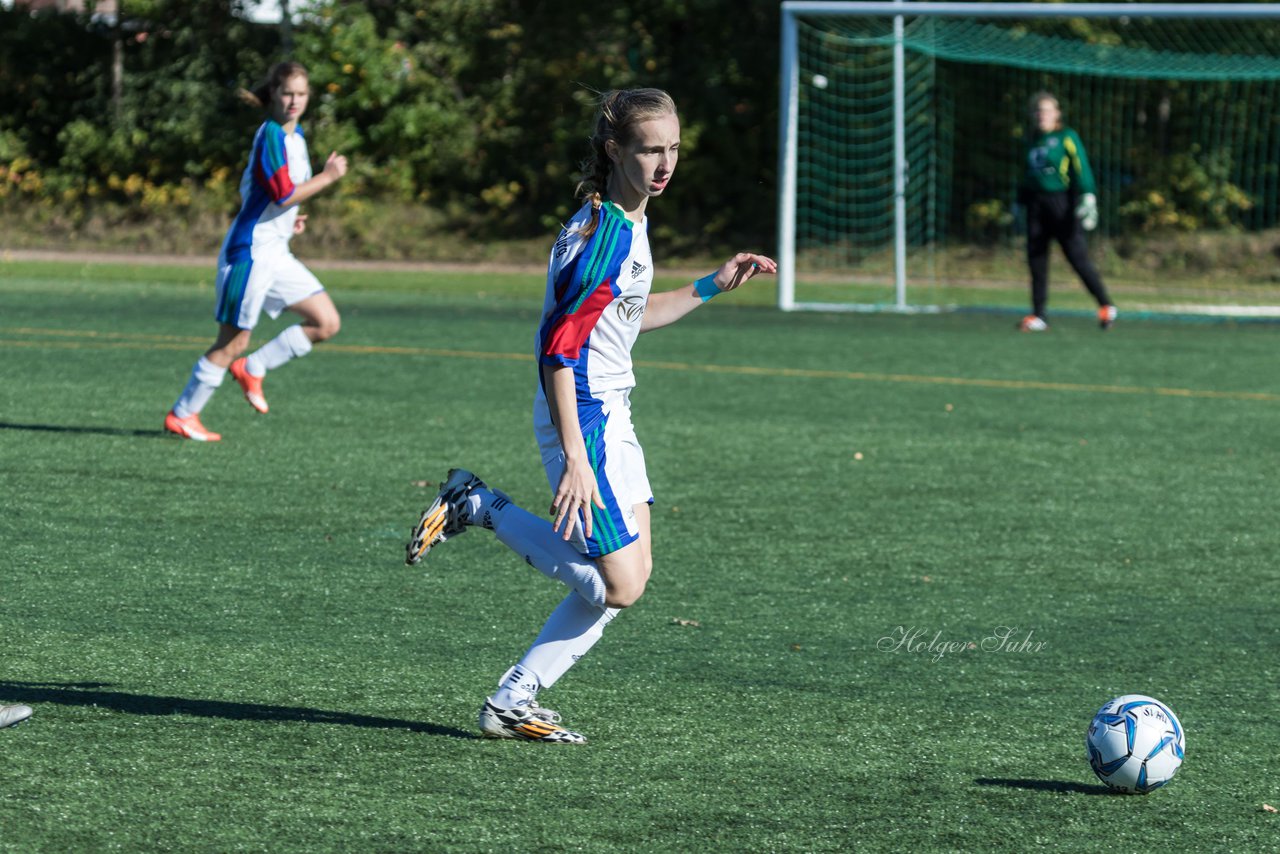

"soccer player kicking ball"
[165,61,347,441]
[406,88,776,743]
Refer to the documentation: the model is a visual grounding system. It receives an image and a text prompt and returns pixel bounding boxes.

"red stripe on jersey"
[252,124,295,204]
[542,277,617,363]
[257,164,295,204]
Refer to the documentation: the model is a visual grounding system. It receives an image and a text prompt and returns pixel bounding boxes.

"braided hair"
[237,61,310,111]
[574,88,677,238]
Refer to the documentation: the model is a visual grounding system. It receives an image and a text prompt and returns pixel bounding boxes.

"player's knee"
[604,577,647,609]
[313,313,341,341]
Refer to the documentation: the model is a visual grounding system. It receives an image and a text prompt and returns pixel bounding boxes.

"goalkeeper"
[1018,92,1116,332]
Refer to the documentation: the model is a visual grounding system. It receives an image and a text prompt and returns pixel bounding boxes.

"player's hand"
[323,152,348,182]
[712,252,778,293]
[293,213,307,235]
[550,455,604,542]
[1076,193,1098,231]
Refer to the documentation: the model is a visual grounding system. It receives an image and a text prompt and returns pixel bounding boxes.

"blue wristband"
[694,274,721,302]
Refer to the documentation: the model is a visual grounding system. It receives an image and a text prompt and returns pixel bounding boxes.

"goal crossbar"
[782,3,1280,20]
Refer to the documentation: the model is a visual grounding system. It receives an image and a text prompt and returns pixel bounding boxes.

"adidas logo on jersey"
[630,260,647,278]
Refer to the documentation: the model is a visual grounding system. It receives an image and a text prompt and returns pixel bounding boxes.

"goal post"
[777,2,1280,315]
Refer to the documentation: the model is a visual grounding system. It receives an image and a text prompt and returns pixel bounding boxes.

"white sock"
[245,324,312,376]
[465,487,510,532]
[491,501,607,608]
[516,593,618,691]
[172,356,226,418]
[490,663,540,710]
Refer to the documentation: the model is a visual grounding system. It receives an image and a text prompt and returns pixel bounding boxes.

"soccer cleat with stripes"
[229,357,269,414]
[405,469,487,565]
[0,704,33,729]
[164,410,222,442]
[478,699,587,744]
[1098,305,1118,330]
[1019,314,1049,332]
[526,699,562,724]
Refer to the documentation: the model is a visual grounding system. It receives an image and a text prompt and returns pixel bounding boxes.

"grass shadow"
[0,421,169,438]
[974,777,1116,795]
[1,680,477,740]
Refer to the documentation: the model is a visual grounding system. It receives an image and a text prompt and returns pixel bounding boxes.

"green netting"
[791,13,1280,311]
[798,24,945,283]
[815,16,1280,81]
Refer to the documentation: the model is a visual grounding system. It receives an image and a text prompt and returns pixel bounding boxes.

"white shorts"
[535,388,653,558]
[214,249,324,330]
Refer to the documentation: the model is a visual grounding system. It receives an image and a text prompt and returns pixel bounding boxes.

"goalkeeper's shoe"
[164,410,222,442]
[1098,305,1118,331]
[229,357,269,414]
[478,699,587,744]
[0,704,33,729]
[405,468,486,565]
[1019,314,1049,333]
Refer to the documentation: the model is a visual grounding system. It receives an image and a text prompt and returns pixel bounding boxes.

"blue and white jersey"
[534,200,654,436]
[220,121,311,264]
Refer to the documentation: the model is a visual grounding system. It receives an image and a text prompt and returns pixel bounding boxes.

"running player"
[1018,91,1116,332]
[165,61,347,441]
[405,88,776,743]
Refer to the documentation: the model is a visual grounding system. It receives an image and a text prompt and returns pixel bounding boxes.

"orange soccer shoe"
[1019,314,1049,332]
[1098,305,1118,331]
[229,358,269,414]
[164,410,222,442]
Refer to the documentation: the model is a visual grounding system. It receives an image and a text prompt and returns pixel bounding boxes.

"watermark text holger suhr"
[877,626,1047,663]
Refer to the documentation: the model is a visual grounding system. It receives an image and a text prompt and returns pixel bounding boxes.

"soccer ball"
[1086,694,1185,793]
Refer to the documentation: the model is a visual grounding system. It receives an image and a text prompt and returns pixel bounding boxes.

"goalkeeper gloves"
[1076,193,1099,231]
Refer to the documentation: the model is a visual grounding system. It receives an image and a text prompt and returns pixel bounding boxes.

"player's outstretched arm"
[641,252,777,333]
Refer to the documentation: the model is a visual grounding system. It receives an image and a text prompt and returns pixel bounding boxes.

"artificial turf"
[1,260,1277,852]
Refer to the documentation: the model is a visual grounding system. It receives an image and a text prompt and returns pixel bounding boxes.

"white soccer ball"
[1086,694,1185,794]
[811,74,829,90]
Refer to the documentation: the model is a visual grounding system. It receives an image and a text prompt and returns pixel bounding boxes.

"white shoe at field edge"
[0,704,33,729]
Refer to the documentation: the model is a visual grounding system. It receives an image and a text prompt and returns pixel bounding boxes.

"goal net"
[778,2,1280,318]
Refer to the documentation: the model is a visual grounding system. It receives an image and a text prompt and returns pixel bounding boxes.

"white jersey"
[534,200,653,436]
[212,121,322,329]
[220,121,312,263]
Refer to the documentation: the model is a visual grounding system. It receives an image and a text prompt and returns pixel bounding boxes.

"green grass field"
[1,259,1278,852]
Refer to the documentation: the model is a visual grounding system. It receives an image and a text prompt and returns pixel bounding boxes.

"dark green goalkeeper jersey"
[1023,128,1097,195]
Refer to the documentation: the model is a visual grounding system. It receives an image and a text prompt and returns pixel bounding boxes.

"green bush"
[1118,146,1253,232]
[0,1,781,256]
